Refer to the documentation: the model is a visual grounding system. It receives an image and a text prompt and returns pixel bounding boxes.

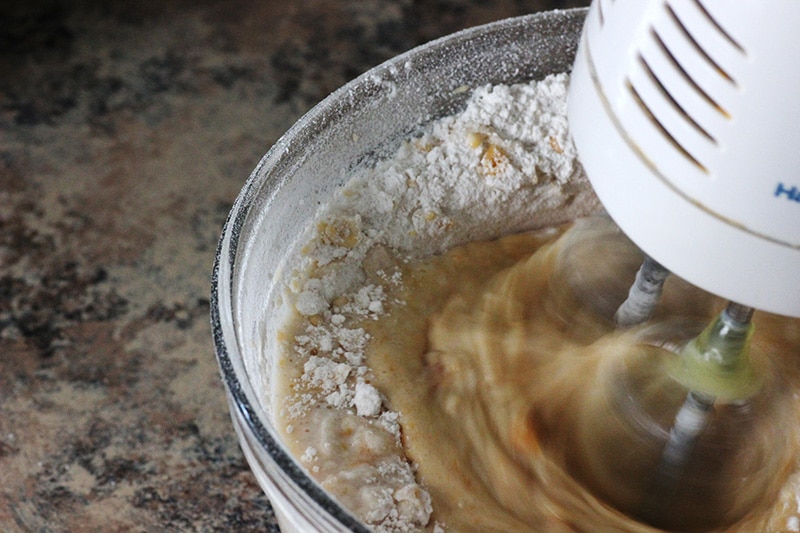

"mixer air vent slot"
[597,0,606,27]
[694,0,745,54]
[649,28,729,119]
[625,79,707,173]
[636,53,715,143]
[664,2,737,86]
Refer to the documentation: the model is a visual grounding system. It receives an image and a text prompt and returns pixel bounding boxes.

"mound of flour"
[291,73,592,316]
[278,72,597,531]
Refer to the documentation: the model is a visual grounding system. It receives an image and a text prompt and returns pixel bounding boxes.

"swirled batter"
[362,218,800,532]
[273,73,800,531]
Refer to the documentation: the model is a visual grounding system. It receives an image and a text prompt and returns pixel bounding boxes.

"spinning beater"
[565,0,800,529]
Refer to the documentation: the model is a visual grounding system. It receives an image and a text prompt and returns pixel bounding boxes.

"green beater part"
[670,303,760,401]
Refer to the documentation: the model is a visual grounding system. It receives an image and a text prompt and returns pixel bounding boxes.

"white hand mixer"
[564,1,800,528]
[569,0,800,319]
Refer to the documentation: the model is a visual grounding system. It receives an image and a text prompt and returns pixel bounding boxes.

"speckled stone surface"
[0,1,588,530]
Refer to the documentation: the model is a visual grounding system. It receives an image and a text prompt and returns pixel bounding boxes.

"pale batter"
[278,217,800,531]
[363,218,800,532]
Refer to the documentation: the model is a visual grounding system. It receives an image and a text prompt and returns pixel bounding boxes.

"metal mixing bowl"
[211,8,587,531]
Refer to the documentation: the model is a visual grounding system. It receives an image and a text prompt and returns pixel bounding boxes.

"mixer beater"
[563,0,800,528]
[615,256,670,327]
[632,300,759,526]
[540,218,792,531]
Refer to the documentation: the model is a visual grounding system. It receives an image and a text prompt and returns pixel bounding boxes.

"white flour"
[276,72,597,531]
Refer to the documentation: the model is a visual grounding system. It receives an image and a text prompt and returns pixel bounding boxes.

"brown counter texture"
[0,1,588,531]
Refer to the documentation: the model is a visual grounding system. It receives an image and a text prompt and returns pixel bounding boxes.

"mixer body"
[568,0,800,317]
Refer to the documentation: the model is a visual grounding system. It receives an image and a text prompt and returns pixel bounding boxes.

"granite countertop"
[0,1,587,530]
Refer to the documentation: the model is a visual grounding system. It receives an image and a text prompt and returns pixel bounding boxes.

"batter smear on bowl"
[271,74,800,531]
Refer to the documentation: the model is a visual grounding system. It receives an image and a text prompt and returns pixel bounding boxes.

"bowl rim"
[210,7,588,531]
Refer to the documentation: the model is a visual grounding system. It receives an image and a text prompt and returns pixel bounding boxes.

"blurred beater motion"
[564,0,800,529]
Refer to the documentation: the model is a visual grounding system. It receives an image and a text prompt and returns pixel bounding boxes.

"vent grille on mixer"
[664,2,735,85]
[647,28,728,120]
[636,51,714,142]
[597,0,610,27]
[626,67,707,171]
[620,0,745,176]
[693,0,744,53]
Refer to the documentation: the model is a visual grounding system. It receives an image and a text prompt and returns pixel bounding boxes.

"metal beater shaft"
[639,302,755,520]
[615,257,670,327]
